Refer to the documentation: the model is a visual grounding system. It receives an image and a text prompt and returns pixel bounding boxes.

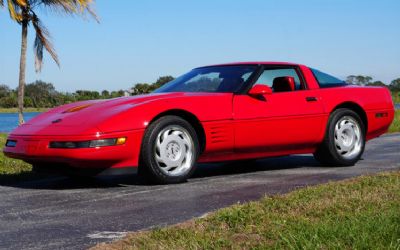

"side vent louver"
[209,126,229,144]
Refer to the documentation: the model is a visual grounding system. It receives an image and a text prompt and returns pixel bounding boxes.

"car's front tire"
[140,115,200,184]
[314,108,365,166]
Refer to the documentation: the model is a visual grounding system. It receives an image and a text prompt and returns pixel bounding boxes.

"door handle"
[306,96,318,102]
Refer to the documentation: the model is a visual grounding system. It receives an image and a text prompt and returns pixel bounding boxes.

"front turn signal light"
[116,137,127,145]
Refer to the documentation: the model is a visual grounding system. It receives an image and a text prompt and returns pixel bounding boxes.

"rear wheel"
[314,108,365,166]
[140,115,200,184]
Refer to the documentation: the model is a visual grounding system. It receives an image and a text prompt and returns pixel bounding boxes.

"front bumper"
[3,129,145,170]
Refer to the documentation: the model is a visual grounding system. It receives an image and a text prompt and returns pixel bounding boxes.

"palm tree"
[0,0,97,124]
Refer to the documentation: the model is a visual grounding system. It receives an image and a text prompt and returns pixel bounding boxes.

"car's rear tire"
[139,115,200,184]
[313,108,365,166]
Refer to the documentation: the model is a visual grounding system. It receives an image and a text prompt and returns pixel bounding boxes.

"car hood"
[11,92,230,136]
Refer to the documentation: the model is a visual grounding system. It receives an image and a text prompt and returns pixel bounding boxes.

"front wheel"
[139,115,200,184]
[314,108,365,166]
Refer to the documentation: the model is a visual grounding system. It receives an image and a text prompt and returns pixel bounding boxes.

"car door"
[233,66,325,155]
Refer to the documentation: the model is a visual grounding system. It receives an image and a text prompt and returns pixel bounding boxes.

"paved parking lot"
[0,133,399,250]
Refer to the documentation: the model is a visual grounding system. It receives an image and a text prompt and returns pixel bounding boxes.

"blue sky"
[1,0,399,92]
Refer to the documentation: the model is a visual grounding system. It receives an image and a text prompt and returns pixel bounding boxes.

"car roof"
[200,61,300,68]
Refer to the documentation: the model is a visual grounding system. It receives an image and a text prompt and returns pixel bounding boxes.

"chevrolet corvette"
[3,62,395,184]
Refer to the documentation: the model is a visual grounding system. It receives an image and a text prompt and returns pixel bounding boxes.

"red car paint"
[3,62,395,173]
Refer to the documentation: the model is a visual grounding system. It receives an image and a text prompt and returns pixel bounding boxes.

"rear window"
[311,68,347,88]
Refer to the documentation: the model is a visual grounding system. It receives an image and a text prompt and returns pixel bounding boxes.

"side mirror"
[248,84,272,96]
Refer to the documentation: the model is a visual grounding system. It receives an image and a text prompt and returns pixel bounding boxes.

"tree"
[346,75,373,86]
[0,84,16,108]
[0,84,11,98]
[101,90,110,98]
[131,83,152,95]
[56,92,76,105]
[75,90,100,100]
[108,90,124,98]
[1,0,97,125]
[153,75,174,88]
[366,81,386,87]
[130,76,175,96]
[25,80,57,107]
[390,78,400,91]
[0,96,17,108]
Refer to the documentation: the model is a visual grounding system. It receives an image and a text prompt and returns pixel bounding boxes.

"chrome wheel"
[154,126,194,176]
[334,116,362,160]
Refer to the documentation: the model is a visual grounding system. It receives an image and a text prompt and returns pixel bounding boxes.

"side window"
[255,68,303,92]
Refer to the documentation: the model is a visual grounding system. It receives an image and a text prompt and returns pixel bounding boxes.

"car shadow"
[0,171,49,185]
[0,155,321,190]
[0,173,143,190]
[192,154,320,179]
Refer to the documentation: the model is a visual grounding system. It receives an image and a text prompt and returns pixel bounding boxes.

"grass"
[93,171,400,250]
[392,91,400,104]
[0,134,32,179]
[0,107,49,113]
[389,110,400,133]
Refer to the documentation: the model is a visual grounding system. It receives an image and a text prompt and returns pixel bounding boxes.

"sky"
[1,0,399,92]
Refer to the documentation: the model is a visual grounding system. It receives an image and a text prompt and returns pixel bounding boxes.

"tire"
[314,108,365,166]
[139,115,200,184]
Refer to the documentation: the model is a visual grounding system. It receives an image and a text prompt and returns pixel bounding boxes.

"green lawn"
[94,171,400,250]
[389,110,400,133]
[0,134,31,176]
[392,91,400,104]
[0,107,49,113]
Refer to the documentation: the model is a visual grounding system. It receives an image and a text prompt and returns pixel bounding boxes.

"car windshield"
[154,65,258,93]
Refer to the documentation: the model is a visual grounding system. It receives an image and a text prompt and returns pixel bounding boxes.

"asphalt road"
[0,134,399,250]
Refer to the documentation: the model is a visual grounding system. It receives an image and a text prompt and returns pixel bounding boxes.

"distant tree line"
[0,76,174,108]
[1,75,399,109]
[346,75,400,90]
[130,76,174,95]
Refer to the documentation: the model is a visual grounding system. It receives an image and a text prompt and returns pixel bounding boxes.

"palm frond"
[85,3,98,22]
[7,0,23,22]
[0,0,4,7]
[15,0,27,7]
[31,13,59,72]
[39,0,98,21]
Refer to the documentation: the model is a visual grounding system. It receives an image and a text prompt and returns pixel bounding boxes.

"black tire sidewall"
[326,109,366,166]
[140,115,200,184]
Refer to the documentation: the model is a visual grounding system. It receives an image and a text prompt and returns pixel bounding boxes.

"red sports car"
[3,62,395,184]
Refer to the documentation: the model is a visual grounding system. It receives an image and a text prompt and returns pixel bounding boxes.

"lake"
[0,112,41,133]
[0,104,399,133]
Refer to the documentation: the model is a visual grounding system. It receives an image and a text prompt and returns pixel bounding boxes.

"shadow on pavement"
[192,154,320,179]
[0,155,322,190]
[0,171,48,185]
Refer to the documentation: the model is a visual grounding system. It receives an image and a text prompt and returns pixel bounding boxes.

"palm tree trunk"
[18,21,28,125]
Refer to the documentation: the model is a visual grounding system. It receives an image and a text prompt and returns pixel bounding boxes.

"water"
[396,104,400,110]
[0,112,41,133]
